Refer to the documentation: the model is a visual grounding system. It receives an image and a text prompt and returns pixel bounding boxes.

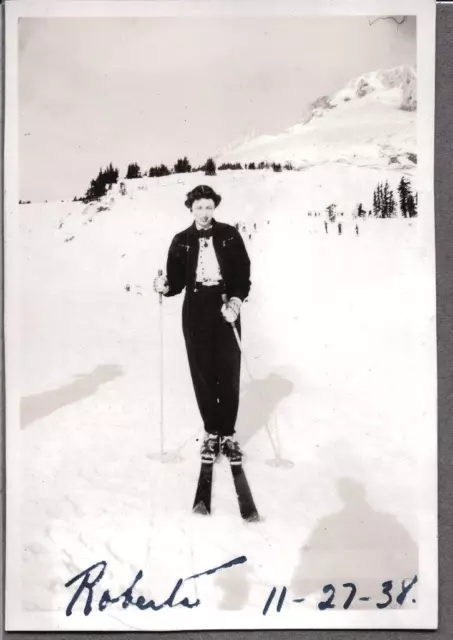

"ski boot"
[220,436,243,466]
[200,433,220,463]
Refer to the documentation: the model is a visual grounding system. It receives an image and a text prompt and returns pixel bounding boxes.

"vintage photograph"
[4,0,437,631]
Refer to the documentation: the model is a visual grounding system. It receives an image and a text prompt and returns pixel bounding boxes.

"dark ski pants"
[182,285,241,437]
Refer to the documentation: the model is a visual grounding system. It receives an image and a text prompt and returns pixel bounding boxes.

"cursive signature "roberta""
[65,555,247,617]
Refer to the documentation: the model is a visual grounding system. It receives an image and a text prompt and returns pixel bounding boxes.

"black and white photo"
[4,0,437,631]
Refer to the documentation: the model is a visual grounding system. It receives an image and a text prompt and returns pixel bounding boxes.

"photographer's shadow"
[290,478,418,609]
[21,364,123,428]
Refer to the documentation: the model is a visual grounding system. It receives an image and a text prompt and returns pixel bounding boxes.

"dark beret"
[185,185,222,209]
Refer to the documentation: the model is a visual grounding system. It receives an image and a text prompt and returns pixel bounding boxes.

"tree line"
[81,163,120,203]
[79,159,418,220]
[369,177,417,218]
[79,156,301,202]
[308,177,418,220]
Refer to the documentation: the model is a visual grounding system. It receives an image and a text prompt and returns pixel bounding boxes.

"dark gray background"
[1,1,452,638]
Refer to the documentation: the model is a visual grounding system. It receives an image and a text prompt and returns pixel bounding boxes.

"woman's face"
[192,198,215,228]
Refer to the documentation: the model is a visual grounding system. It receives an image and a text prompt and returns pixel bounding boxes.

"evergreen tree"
[371,180,397,219]
[84,169,106,202]
[388,188,396,217]
[204,158,216,176]
[373,182,391,218]
[82,163,120,203]
[227,162,242,170]
[248,162,256,170]
[373,187,379,217]
[382,181,390,218]
[375,184,381,216]
[272,162,282,172]
[126,163,141,179]
[398,176,411,218]
[407,193,418,218]
[377,183,384,217]
[149,164,171,177]
[104,162,119,184]
[84,178,105,202]
[173,156,192,173]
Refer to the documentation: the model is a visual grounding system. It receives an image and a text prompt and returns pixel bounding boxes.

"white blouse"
[196,236,222,285]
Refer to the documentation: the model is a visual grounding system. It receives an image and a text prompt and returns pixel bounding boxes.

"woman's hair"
[185,185,222,209]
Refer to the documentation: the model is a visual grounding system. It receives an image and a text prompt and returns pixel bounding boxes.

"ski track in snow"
[16,168,429,620]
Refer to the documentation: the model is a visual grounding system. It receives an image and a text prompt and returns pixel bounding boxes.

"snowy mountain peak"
[219,66,416,171]
[336,65,416,110]
[302,65,417,124]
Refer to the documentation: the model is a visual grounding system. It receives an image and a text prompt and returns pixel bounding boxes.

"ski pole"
[147,271,183,464]
[222,294,280,461]
[230,320,280,460]
[230,322,253,380]
[222,294,252,376]
[158,268,164,457]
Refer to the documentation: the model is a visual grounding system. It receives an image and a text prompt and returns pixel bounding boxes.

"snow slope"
[220,66,416,172]
[9,165,435,629]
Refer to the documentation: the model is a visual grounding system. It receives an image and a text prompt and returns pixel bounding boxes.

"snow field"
[11,166,432,627]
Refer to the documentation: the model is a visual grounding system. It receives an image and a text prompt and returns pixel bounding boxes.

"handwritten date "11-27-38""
[263,575,418,615]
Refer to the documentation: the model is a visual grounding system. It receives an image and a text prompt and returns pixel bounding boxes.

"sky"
[18,16,416,202]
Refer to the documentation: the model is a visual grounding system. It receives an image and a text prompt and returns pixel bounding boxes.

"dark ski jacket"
[164,219,251,302]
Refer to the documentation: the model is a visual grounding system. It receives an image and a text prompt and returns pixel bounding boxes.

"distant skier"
[324,205,344,236]
[153,185,251,465]
[324,206,336,234]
